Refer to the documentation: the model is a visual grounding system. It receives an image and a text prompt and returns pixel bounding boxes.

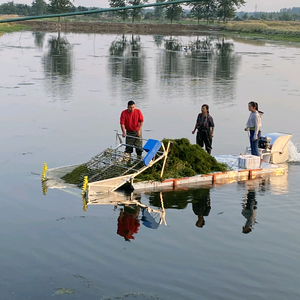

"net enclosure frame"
[42,132,171,195]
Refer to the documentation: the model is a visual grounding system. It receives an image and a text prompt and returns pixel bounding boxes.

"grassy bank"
[222,20,300,42]
[0,15,28,33]
[0,23,28,33]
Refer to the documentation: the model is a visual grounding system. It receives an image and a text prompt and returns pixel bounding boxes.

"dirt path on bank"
[17,20,220,35]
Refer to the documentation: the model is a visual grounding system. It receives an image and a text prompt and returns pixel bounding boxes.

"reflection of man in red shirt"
[117,206,140,241]
[120,100,144,157]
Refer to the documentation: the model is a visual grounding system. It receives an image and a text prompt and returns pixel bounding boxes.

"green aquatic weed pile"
[61,138,228,185]
[135,138,227,181]
[61,164,89,186]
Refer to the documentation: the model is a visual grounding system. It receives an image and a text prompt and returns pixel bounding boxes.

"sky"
[0,0,299,12]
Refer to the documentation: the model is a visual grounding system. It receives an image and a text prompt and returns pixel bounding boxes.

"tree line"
[0,0,246,23]
[1,0,299,24]
[235,8,300,22]
[0,0,73,16]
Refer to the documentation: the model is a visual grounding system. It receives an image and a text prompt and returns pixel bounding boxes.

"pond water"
[0,30,300,300]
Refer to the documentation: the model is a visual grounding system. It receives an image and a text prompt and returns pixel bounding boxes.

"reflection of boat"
[88,190,167,228]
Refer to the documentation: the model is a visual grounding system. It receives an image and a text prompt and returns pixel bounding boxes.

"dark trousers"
[125,131,143,156]
[196,129,212,154]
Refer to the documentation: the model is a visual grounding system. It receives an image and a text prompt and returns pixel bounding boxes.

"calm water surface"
[0,31,300,300]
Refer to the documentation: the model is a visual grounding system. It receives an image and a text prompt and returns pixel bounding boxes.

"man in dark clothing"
[192,104,214,154]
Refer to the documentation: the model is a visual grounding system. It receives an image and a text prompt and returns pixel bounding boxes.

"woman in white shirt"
[244,101,261,156]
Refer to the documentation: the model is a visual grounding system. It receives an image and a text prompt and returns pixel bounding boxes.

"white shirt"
[246,111,261,139]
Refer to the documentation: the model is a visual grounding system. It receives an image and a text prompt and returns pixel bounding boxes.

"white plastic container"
[238,155,261,169]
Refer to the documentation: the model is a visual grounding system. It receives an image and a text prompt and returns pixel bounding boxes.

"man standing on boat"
[192,104,214,154]
[120,100,144,158]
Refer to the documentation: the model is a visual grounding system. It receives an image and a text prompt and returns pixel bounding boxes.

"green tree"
[165,1,183,23]
[76,5,88,11]
[217,0,245,23]
[260,12,267,20]
[267,12,274,20]
[0,2,16,14]
[109,0,128,21]
[89,6,101,18]
[128,0,148,23]
[190,0,217,25]
[144,11,154,19]
[154,0,165,21]
[31,0,47,15]
[109,0,148,23]
[279,11,292,21]
[242,12,248,20]
[48,0,74,14]
[292,13,299,21]
[15,4,31,15]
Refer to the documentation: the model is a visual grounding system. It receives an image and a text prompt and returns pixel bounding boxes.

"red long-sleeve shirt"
[120,109,144,132]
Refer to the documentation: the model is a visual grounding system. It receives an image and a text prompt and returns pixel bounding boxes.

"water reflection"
[165,37,182,51]
[229,36,267,46]
[160,37,182,79]
[87,190,166,241]
[42,32,73,101]
[155,36,241,104]
[149,189,189,209]
[241,188,257,234]
[153,35,164,48]
[238,179,270,234]
[32,31,46,49]
[147,174,288,231]
[123,35,144,81]
[149,187,212,228]
[117,204,141,241]
[109,35,145,81]
[214,38,240,104]
[109,35,127,57]
[108,35,147,104]
[215,38,235,80]
[192,188,211,228]
[185,37,214,91]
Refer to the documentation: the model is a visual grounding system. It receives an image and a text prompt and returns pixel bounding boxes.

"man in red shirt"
[120,101,144,158]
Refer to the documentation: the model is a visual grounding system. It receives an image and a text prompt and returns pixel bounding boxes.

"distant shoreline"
[13,20,220,36]
[1,20,300,43]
